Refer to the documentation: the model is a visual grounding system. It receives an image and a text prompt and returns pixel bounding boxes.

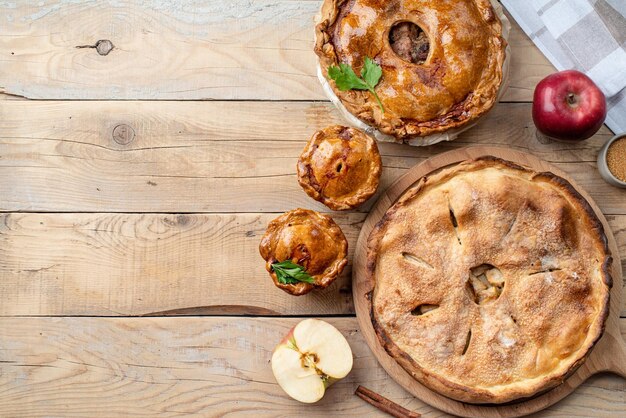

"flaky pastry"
[315,0,506,143]
[260,209,348,295]
[366,157,612,403]
[298,126,382,210]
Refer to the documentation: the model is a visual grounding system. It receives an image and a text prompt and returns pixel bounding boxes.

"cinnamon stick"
[355,385,421,418]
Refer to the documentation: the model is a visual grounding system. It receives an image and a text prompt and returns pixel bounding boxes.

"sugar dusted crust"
[366,157,612,403]
[315,0,506,143]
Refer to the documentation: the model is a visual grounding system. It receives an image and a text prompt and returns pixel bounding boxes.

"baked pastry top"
[297,125,382,211]
[315,0,506,142]
[366,157,612,403]
[260,209,348,295]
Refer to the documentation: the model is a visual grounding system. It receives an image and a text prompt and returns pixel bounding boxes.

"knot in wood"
[95,40,114,56]
[112,124,135,145]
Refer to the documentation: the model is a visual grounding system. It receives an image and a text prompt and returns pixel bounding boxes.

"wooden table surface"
[0,1,624,416]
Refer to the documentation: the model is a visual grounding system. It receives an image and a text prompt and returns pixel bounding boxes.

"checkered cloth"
[501,0,626,134]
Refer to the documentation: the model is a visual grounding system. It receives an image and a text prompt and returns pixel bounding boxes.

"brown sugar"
[607,137,626,182]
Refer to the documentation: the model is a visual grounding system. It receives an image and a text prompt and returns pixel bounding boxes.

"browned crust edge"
[297,126,382,211]
[365,156,613,403]
[260,208,348,296]
[314,0,507,143]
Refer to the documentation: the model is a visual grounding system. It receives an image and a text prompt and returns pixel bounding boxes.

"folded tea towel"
[501,0,626,134]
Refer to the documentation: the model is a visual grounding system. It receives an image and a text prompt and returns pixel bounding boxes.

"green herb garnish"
[272,260,315,285]
[328,56,384,113]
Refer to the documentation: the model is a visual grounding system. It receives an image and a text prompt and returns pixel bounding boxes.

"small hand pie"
[315,0,506,143]
[366,157,612,403]
[297,126,382,211]
[259,209,348,295]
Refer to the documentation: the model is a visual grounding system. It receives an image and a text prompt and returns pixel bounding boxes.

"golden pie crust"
[260,209,348,295]
[315,0,506,143]
[297,126,382,211]
[366,157,612,403]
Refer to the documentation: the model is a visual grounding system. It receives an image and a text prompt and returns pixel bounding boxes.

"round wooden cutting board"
[352,146,626,417]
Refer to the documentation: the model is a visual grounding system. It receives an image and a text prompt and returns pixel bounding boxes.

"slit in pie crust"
[366,157,612,403]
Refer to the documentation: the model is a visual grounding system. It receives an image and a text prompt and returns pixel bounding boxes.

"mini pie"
[315,0,506,143]
[366,157,612,403]
[297,126,382,210]
[260,209,348,296]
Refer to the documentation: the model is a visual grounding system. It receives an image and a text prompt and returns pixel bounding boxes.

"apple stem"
[567,92,577,106]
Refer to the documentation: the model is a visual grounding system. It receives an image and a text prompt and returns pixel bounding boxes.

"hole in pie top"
[389,21,430,64]
[467,264,504,305]
[411,304,439,316]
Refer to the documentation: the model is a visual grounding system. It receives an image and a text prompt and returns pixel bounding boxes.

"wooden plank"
[1,101,622,214]
[0,212,623,317]
[0,212,362,316]
[0,317,623,417]
[0,1,551,101]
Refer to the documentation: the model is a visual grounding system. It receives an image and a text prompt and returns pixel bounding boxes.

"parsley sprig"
[328,57,384,113]
[271,260,315,285]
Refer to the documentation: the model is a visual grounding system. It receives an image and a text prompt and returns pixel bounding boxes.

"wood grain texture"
[0,1,551,101]
[352,147,625,417]
[1,101,622,214]
[1,1,623,415]
[0,212,362,316]
[0,316,623,417]
[0,211,623,317]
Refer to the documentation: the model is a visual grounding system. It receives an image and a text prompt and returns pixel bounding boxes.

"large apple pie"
[366,157,612,403]
[315,0,506,143]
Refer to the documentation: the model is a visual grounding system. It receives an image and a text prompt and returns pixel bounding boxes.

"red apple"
[532,70,607,141]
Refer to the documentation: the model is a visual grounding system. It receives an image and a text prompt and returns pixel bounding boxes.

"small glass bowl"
[597,133,626,189]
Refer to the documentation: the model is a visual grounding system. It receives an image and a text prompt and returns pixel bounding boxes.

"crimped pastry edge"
[314,0,510,145]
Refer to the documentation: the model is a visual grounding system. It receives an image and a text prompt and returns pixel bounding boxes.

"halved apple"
[271,319,353,403]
